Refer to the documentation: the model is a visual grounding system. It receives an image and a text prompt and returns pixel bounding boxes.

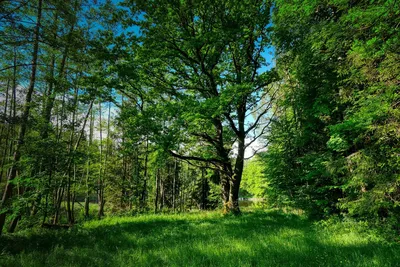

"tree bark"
[67,87,78,225]
[154,169,159,213]
[228,105,246,214]
[140,138,149,210]
[172,158,177,212]
[0,79,10,183]
[84,107,94,218]
[97,101,105,218]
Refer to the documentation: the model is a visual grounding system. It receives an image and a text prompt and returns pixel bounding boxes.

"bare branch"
[224,112,240,136]
[245,108,277,149]
[0,63,48,72]
[192,132,218,146]
[168,150,223,166]
[244,141,270,160]
[245,86,279,135]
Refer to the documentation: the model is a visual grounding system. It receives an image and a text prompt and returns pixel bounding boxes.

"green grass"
[1,209,399,266]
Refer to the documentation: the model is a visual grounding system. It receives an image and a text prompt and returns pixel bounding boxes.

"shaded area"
[0,211,399,267]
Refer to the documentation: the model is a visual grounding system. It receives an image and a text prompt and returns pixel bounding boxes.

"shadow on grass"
[1,210,399,266]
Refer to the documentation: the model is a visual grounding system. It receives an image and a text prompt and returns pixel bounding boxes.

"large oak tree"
[123,0,277,213]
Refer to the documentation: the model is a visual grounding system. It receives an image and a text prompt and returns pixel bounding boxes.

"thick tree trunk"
[0,0,42,235]
[227,106,246,215]
[229,138,245,214]
[221,172,231,214]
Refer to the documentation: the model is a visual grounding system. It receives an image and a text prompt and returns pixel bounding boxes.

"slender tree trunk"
[154,169,159,213]
[201,168,207,210]
[57,91,66,141]
[41,11,58,139]
[99,101,111,216]
[180,164,186,212]
[6,47,18,176]
[84,157,90,217]
[0,80,10,183]
[84,107,94,218]
[7,215,20,233]
[97,101,105,217]
[67,87,78,225]
[121,153,126,208]
[160,170,165,211]
[173,158,177,212]
[71,164,77,223]
[140,138,148,210]
[52,91,66,225]
[53,186,64,224]
[0,0,43,235]
[53,98,93,224]
[41,169,52,225]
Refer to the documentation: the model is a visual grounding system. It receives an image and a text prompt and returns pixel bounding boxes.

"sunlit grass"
[1,209,399,266]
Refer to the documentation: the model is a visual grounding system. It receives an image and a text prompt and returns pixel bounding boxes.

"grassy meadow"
[0,209,399,267]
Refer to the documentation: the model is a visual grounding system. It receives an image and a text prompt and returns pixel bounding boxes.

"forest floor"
[0,209,399,267]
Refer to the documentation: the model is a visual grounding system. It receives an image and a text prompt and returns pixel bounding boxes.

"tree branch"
[168,150,223,165]
[224,112,240,136]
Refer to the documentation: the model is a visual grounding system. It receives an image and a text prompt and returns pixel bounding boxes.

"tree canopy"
[0,0,398,237]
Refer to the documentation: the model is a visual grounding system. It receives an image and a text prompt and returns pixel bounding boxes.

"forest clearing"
[0,0,399,266]
[1,208,400,267]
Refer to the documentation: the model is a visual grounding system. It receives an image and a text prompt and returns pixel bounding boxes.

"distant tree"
[241,156,268,198]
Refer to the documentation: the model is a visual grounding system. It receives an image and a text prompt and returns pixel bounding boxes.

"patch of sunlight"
[318,231,372,246]
[194,239,253,256]
[197,221,214,227]
[275,228,306,239]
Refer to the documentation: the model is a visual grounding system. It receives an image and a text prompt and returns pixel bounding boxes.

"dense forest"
[0,0,399,246]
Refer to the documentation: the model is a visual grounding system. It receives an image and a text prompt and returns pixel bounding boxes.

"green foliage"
[240,157,268,198]
[265,0,400,229]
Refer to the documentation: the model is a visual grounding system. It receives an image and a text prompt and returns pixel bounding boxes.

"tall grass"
[1,209,399,266]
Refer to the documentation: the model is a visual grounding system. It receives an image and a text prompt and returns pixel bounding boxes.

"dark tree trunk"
[227,105,246,215]
[140,138,149,210]
[99,101,111,217]
[97,101,105,218]
[0,79,10,183]
[7,215,20,233]
[154,169,160,213]
[67,87,78,225]
[53,186,64,224]
[84,107,94,218]
[172,158,177,212]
